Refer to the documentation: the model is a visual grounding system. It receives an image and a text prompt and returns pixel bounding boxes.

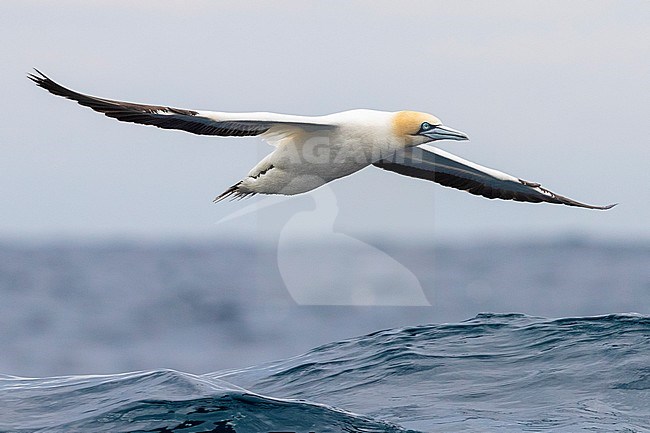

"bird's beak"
[422,124,469,141]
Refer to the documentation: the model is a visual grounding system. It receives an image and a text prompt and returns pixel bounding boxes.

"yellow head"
[391,111,468,146]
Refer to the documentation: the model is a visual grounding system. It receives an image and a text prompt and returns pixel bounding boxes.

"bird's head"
[391,111,469,146]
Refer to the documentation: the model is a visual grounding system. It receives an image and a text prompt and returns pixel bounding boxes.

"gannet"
[29,70,615,209]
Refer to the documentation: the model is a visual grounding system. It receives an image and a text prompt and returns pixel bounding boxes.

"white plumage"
[29,70,614,210]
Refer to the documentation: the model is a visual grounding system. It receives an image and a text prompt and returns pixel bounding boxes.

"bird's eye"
[421,122,432,130]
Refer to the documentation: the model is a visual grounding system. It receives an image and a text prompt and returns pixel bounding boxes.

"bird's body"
[229,109,426,198]
[28,70,615,210]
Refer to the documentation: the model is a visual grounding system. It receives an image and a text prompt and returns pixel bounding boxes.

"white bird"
[29,70,615,210]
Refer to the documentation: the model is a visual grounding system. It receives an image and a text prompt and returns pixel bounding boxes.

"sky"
[1,0,649,243]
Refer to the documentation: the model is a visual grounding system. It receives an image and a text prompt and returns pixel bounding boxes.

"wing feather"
[28,69,334,138]
[373,144,615,210]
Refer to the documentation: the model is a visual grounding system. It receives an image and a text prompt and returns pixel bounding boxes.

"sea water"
[0,240,648,431]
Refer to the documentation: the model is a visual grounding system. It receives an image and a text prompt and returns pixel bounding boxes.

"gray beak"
[422,124,469,141]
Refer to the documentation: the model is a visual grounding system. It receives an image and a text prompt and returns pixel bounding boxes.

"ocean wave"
[0,369,410,433]
[214,313,650,431]
[2,313,649,432]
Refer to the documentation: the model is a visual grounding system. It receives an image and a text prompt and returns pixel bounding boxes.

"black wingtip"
[27,68,49,86]
[573,201,617,210]
[28,67,42,79]
[27,70,39,82]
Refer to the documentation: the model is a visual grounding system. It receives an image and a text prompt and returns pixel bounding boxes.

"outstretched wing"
[373,144,616,210]
[28,69,335,139]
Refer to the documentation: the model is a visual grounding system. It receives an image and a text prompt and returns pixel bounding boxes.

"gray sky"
[2,0,648,243]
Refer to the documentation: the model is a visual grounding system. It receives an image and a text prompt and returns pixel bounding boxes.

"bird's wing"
[28,69,335,140]
[373,144,615,210]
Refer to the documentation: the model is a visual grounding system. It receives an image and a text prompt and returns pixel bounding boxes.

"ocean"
[0,240,649,432]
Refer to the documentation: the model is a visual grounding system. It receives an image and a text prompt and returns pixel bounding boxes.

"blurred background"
[1,1,648,377]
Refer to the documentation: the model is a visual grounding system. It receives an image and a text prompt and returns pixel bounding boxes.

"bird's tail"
[213,182,257,202]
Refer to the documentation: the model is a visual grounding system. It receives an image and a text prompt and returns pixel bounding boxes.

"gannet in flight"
[29,70,614,209]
